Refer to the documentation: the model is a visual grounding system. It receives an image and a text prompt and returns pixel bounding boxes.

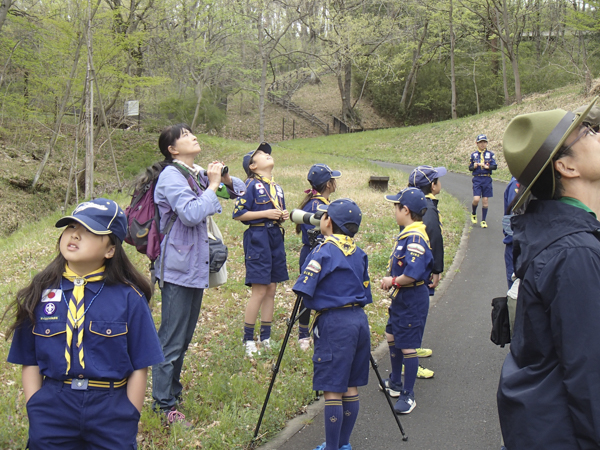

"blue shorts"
[243,223,289,286]
[312,306,371,392]
[472,176,493,198]
[385,285,430,349]
[27,377,139,450]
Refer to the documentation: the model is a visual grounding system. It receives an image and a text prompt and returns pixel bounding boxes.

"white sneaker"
[244,340,259,357]
[261,338,272,351]
[298,337,311,351]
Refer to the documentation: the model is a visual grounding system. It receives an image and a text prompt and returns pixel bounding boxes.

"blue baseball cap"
[307,164,342,187]
[408,165,447,188]
[56,198,127,242]
[476,134,488,142]
[317,198,362,237]
[385,187,428,215]
[242,142,272,176]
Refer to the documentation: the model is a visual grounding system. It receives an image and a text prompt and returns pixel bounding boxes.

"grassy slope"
[0,81,594,448]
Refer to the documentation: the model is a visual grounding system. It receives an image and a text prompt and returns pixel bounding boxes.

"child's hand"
[281,209,290,222]
[264,209,284,221]
[381,277,393,290]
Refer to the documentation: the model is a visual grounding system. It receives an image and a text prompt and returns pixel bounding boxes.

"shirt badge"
[44,303,56,315]
[41,289,62,302]
[407,243,425,255]
[255,182,264,190]
[306,260,322,273]
[396,245,403,251]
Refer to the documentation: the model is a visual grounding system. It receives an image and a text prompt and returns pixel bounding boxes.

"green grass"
[0,134,466,449]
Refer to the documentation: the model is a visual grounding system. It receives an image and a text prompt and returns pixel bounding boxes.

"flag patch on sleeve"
[41,289,62,302]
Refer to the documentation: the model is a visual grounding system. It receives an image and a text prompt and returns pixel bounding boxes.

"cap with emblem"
[408,165,447,188]
[503,96,598,210]
[317,198,362,237]
[242,142,272,176]
[385,187,428,215]
[55,198,127,242]
[476,134,488,143]
[307,164,342,187]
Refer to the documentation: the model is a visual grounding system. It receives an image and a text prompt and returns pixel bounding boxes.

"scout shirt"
[232,177,286,225]
[8,279,164,381]
[293,234,372,311]
[389,222,433,283]
[469,149,498,176]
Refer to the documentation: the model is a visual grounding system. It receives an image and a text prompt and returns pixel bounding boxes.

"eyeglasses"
[563,125,598,153]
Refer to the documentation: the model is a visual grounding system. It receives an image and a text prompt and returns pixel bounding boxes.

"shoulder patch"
[305,260,321,273]
[407,243,425,255]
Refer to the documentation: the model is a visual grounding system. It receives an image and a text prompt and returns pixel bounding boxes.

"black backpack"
[490,296,511,347]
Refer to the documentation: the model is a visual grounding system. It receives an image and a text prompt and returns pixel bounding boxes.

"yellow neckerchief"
[323,234,356,256]
[312,195,330,205]
[387,222,430,275]
[255,174,283,211]
[63,265,105,373]
[425,193,443,231]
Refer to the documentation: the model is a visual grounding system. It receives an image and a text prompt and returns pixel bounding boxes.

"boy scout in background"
[469,134,497,228]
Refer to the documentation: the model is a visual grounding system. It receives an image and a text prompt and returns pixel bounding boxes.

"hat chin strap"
[519,112,576,193]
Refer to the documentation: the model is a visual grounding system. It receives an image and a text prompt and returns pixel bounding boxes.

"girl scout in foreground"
[233,142,289,357]
[380,188,433,414]
[5,198,164,449]
[293,198,372,450]
[295,163,342,351]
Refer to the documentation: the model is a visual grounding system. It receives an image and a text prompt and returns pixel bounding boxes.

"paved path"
[264,164,510,450]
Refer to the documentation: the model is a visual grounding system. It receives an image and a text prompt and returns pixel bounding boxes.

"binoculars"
[203,165,229,177]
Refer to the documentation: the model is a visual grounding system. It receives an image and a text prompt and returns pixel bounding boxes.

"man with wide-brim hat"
[497,97,600,449]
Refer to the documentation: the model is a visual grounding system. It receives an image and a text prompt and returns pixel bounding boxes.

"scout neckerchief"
[62,265,105,373]
[425,193,443,232]
[386,222,430,276]
[255,174,283,211]
[323,234,356,256]
[312,194,329,205]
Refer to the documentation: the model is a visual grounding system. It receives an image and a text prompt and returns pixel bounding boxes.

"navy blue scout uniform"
[408,165,447,296]
[233,144,289,286]
[469,134,497,198]
[385,221,434,349]
[502,177,519,288]
[299,164,342,268]
[293,199,372,393]
[7,199,164,450]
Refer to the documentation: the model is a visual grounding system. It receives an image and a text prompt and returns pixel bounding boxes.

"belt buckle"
[71,378,89,390]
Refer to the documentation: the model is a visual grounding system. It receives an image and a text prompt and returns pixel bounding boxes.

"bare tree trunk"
[400,20,428,113]
[337,62,353,123]
[473,58,480,114]
[450,0,457,120]
[501,0,521,104]
[85,0,94,198]
[258,11,266,142]
[191,76,205,131]
[0,0,11,35]
[496,9,510,105]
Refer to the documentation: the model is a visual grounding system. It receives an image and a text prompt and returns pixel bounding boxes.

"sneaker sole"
[379,381,401,398]
[417,372,434,379]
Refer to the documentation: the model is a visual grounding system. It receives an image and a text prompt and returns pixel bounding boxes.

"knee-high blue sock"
[472,204,478,215]
[389,341,404,385]
[482,207,488,221]
[243,323,255,342]
[339,394,360,446]
[260,321,271,341]
[324,399,343,450]
[403,351,419,394]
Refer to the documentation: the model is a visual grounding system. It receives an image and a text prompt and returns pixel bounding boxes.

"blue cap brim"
[55,216,112,236]
[434,167,447,177]
[384,195,400,203]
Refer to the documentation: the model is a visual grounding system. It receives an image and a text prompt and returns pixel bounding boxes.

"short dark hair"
[158,124,192,161]
[398,203,424,221]
[530,143,575,201]
[418,178,438,195]
[327,214,359,237]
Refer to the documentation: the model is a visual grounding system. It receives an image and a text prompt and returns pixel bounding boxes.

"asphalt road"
[267,164,510,450]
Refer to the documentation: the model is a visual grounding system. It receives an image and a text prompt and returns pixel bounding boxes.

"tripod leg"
[370,353,409,441]
[252,294,305,444]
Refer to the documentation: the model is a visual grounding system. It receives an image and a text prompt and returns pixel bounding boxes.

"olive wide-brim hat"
[503,96,598,210]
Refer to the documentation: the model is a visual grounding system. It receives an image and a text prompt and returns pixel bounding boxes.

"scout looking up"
[5,198,164,449]
[233,142,290,357]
